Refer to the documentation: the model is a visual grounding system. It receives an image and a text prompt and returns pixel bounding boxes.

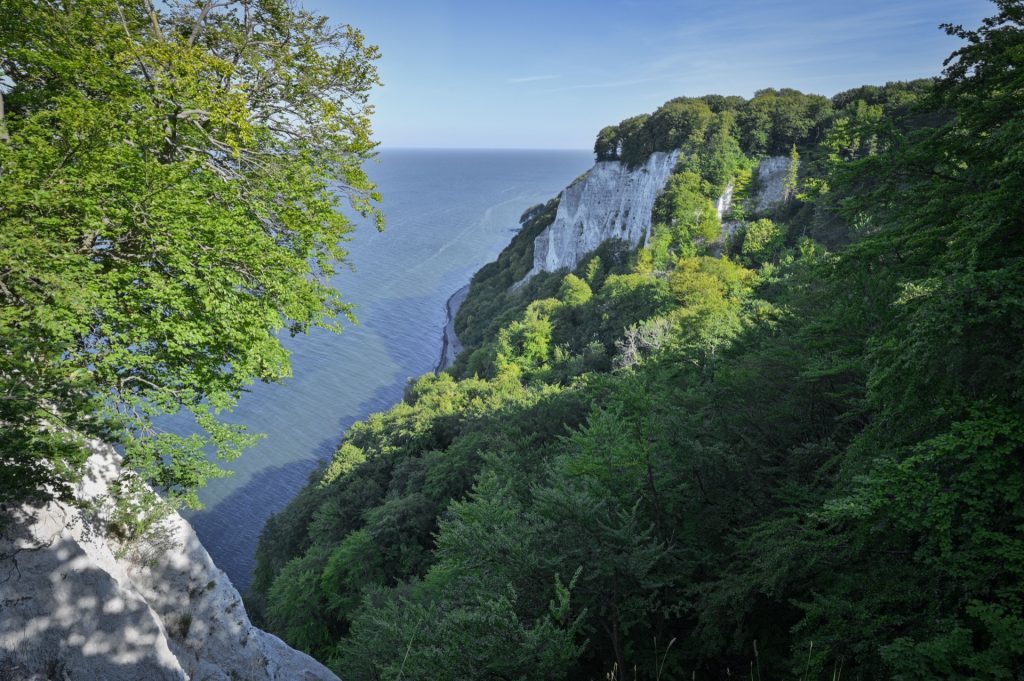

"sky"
[306,0,994,150]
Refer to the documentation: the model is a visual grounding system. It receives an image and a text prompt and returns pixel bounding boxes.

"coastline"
[436,284,470,372]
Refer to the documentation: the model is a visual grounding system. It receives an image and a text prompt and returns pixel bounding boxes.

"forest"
[2,0,1020,678]
[248,4,1024,680]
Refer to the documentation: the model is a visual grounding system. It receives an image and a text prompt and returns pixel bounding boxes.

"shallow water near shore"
[177,148,592,590]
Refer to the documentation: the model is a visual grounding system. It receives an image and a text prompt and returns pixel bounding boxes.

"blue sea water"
[183,148,592,591]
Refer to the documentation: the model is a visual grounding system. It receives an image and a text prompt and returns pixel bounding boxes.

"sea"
[181,148,593,591]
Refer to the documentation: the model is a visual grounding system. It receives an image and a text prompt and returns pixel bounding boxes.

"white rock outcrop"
[517,150,753,285]
[520,150,680,283]
[716,182,735,218]
[0,443,339,681]
[752,155,792,211]
[717,156,792,247]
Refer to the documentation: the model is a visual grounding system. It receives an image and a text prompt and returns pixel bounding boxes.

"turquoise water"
[183,149,592,590]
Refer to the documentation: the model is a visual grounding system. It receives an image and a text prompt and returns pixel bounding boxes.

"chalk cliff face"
[718,156,790,245]
[752,155,792,211]
[0,443,338,681]
[521,150,681,282]
[518,151,785,285]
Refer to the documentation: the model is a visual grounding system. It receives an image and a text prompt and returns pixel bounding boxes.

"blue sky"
[306,0,993,149]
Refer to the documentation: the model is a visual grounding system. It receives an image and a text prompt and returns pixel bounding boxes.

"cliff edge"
[0,443,338,681]
[515,152,789,288]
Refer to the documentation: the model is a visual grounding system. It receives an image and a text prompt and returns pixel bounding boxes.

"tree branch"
[140,0,164,41]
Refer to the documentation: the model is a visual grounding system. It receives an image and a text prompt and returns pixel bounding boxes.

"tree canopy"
[595,88,835,166]
[251,3,1024,679]
[0,0,381,520]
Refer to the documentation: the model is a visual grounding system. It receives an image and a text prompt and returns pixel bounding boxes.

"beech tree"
[0,0,381,516]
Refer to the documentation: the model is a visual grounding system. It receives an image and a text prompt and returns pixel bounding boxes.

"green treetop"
[0,0,381,519]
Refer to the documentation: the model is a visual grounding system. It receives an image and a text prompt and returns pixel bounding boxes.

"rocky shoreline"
[436,284,470,372]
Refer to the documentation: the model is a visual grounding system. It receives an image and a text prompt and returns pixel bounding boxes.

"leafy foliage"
[596,88,833,166]
[251,4,1023,679]
[0,0,380,511]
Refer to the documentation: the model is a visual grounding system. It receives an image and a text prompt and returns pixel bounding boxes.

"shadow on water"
[354,290,453,370]
[191,379,416,593]
[179,149,595,591]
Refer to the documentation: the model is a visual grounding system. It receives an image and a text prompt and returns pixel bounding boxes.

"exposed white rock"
[0,442,339,681]
[716,182,734,219]
[752,155,792,211]
[519,150,680,283]
[515,151,747,286]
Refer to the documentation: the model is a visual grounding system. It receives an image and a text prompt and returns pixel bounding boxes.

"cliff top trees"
[0,0,380,516]
[593,89,835,165]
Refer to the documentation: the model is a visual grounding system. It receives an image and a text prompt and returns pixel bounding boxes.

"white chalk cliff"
[752,155,792,211]
[517,151,790,285]
[0,443,338,681]
[520,150,681,283]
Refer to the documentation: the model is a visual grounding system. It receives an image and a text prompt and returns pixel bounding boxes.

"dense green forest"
[250,4,1024,678]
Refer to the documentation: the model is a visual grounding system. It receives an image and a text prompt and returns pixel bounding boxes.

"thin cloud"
[508,74,560,83]
[534,76,663,95]
[572,76,661,90]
